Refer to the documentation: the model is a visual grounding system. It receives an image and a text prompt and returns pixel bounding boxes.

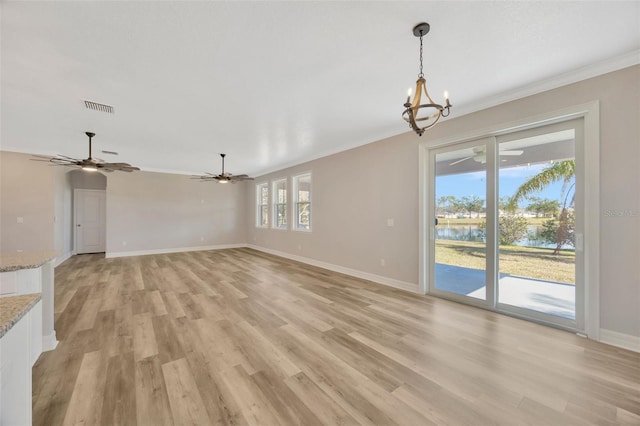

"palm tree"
[510,160,575,254]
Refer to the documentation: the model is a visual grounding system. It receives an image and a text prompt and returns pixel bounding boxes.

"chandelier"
[402,22,452,136]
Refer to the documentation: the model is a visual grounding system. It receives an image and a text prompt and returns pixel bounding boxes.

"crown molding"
[448,49,640,121]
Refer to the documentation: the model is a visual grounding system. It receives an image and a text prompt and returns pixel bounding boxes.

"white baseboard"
[42,332,58,352]
[599,328,640,353]
[105,243,246,259]
[54,251,73,268]
[246,244,419,293]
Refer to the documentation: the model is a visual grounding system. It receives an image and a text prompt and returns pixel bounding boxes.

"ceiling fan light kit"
[402,22,452,136]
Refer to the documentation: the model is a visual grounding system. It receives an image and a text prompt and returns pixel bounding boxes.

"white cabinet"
[0,314,32,426]
[0,300,42,425]
[30,300,43,366]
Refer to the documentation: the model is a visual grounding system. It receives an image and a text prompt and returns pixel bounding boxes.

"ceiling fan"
[449,146,523,166]
[32,132,140,172]
[192,153,253,184]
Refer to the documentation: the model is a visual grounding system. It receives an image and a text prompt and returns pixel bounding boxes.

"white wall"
[106,170,247,255]
[53,167,72,261]
[0,151,55,252]
[248,65,640,339]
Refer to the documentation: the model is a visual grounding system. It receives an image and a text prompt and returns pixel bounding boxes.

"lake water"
[435,224,574,250]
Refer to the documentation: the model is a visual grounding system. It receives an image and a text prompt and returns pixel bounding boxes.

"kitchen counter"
[0,293,41,339]
[0,252,58,351]
[0,250,59,272]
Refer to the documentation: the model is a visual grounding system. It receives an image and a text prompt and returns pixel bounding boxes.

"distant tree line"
[436,195,561,219]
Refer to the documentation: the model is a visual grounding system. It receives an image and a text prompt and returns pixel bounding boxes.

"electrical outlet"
[380,258,386,267]
[17,217,23,223]
[122,241,127,246]
[200,236,205,241]
[386,218,394,227]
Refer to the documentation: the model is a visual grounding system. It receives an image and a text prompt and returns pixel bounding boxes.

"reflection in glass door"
[433,141,489,301]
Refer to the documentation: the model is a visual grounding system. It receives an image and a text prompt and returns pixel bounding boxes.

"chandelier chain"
[418,32,424,78]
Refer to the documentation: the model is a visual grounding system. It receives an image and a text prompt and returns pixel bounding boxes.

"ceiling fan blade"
[449,156,473,166]
[499,150,524,156]
[51,158,81,165]
[99,162,140,172]
[102,162,134,167]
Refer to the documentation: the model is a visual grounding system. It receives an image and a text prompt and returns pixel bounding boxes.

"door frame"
[418,101,600,338]
[73,189,106,255]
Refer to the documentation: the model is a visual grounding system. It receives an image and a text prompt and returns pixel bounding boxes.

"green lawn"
[435,240,575,284]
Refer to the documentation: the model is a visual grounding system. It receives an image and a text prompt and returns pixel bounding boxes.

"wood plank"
[62,350,109,425]
[134,355,173,426]
[161,357,211,425]
[101,351,137,425]
[132,313,159,361]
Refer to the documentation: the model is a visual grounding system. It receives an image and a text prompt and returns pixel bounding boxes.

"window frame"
[272,178,288,230]
[292,172,312,232]
[256,182,269,228]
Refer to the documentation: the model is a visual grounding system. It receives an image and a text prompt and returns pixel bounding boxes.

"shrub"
[498,214,529,245]
[478,214,529,245]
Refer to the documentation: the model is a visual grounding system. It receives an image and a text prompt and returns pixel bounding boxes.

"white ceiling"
[2,1,639,177]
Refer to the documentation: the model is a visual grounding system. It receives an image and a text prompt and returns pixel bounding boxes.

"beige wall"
[106,170,247,254]
[0,151,55,252]
[248,65,640,337]
[247,132,419,287]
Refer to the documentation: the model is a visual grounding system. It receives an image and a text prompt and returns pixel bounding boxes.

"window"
[293,173,311,231]
[256,183,269,227]
[272,178,287,229]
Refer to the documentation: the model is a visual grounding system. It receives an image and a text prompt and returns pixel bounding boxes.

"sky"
[436,163,573,208]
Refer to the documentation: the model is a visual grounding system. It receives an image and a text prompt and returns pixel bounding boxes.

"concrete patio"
[435,263,575,320]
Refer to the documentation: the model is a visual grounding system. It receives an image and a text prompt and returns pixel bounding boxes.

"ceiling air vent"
[84,100,114,114]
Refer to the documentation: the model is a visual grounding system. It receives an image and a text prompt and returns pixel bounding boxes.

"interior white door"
[74,189,106,254]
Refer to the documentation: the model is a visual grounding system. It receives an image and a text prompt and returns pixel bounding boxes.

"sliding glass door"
[432,139,492,305]
[428,119,583,330]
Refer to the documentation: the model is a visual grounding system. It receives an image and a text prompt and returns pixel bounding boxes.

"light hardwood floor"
[33,248,639,425]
